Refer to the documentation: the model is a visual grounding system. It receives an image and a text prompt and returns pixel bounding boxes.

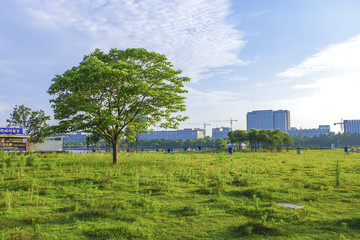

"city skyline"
[1,1,360,132]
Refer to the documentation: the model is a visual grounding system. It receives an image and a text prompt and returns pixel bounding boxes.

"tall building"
[139,128,204,141]
[344,120,360,134]
[212,127,232,139]
[273,110,291,130]
[246,110,290,131]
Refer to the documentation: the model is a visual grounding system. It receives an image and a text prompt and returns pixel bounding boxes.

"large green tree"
[228,129,246,147]
[6,105,50,143]
[48,48,189,164]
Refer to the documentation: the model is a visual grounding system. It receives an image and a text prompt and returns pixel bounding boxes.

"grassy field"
[0,149,360,239]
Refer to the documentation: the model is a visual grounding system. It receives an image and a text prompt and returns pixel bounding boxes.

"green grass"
[1,149,360,239]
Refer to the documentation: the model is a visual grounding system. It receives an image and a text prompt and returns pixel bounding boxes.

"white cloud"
[288,71,360,130]
[279,34,360,78]
[292,82,321,90]
[276,34,360,130]
[21,0,247,82]
[228,77,248,82]
[185,86,242,107]
[180,86,250,129]
[254,82,268,87]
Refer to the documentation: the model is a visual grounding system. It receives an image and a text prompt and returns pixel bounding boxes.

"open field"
[1,150,360,239]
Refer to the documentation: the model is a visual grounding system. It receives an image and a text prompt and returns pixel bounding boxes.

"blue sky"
[1,0,360,133]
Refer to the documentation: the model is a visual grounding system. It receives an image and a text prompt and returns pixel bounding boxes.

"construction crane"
[210,118,238,130]
[334,119,344,134]
[229,118,238,130]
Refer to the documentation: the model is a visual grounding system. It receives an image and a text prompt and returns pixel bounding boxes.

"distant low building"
[139,128,204,140]
[212,127,231,139]
[55,131,90,142]
[28,137,63,152]
[285,125,331,137]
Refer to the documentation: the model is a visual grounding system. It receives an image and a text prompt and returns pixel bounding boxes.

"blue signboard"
[0,128,24,135]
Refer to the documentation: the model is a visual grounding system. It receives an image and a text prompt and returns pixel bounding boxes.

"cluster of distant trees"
[291,133,360,148]
[228,129,294,151]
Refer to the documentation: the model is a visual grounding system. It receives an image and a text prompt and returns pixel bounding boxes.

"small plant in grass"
[232,176,250,186]
[253,194,262,210]
[47,161,57,170]
[341,222,348,231]
[339,233,347,239]
[261,214,268,223]
[5,157,12,168]
[270,218,275,225]
[336,160,341,187]
[179,206,199,216]
[72,202,80,212]
[245,225,254,236]
[5,189,12,212]
[1,162,6,173]
[240,198,247,208]
[152,206,160,215]
[199,179,211,194]
[18,155,26,168]
[212,180,226,194]
[26,156,35,167]
[239,220,281,236]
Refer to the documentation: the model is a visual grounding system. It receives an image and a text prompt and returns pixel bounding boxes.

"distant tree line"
[133,138,228,150]
[63,132,360,151]
[62,137,229,151]
[228,129,294,152]
[291,133,360,148]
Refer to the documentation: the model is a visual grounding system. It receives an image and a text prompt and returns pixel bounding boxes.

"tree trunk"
[112,141,118,164]
[106,141,111,152]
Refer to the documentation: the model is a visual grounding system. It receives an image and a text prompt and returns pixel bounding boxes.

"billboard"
[0,137,27,152]
[0,128,24,135]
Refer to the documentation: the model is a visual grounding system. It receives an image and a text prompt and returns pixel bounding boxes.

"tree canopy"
[228,128,293,151]
[6,105,50,143]
[48,48,190,163]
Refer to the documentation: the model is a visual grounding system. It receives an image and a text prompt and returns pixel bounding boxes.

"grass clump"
[237,219,283,237]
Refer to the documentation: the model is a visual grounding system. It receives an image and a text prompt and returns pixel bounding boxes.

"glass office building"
[246,110,290,131]
[344,120,360,134]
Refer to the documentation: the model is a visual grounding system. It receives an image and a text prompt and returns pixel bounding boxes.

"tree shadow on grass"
[211,217,360,239]
[226,188,273,201]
